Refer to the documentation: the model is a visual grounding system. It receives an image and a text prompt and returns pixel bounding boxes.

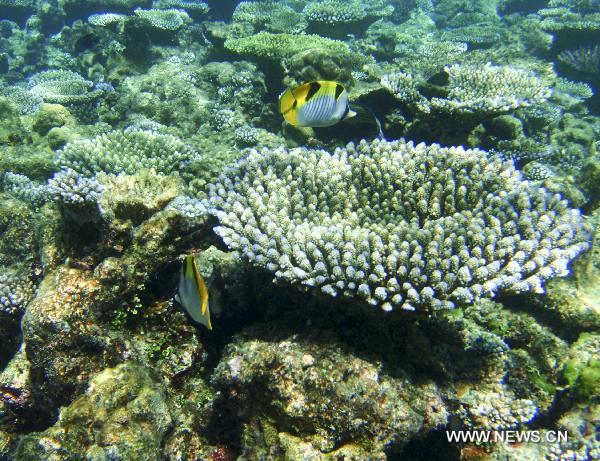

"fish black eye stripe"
[305,81,322,102]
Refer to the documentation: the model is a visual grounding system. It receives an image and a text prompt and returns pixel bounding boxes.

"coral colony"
[0,0,598,460]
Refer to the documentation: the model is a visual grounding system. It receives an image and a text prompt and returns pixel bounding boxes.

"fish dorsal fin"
[334,83,345,100]
[190,256,212,330]
[305,81,322,102]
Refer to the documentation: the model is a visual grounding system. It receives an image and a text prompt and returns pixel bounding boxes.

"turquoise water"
[0,1,599,460]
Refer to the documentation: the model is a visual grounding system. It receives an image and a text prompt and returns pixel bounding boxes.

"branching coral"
[48,168,104,205]
[0,268,36,316]
[538,5,600,31]
[153,0,209,13]
[558,45,600,75]
[381,64,551,116]
[207,139,591,312]
[55,129,199,178]
[0,86,43,115]
[380,72,431,113]
[3,172,50,207]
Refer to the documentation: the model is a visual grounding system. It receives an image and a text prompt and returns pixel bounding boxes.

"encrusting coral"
[208,139,591,312]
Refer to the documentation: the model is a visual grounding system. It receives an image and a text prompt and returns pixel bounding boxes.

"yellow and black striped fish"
[279,81,356,128]
[174,254,212,330]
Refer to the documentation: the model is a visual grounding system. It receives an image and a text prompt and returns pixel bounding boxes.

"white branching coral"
[55,129,199,177]
[233,1,307,33]
[48,168,104,205]
[430,63,552,114]
[207,139,590,312]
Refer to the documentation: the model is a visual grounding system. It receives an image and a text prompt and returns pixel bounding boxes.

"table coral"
[430,63,552,114]
[224,32,351,60]
[208,139,591,312]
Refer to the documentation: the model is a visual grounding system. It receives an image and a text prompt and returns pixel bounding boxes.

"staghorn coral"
[54,129,199,178]
[153,0,209,13]
[207,139,591,312]
[0,270,36,317]
[380,72,432,113]
[47,168,104,205]
[558,44,600,77]
[456,384,537,430]
[522,162,556,181]
[446,25,504,46]
[0,86,42,115]
[430,63,552,114]
[392,40,467,79]
[381,64,551,117]
[3,172,50,207]
[538,5,600,32]
[134,8,191,30]
[234,125,260,147]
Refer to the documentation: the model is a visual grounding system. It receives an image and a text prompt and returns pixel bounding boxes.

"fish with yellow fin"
[174,254,212,330]
[279,81,356,128]
[279,80,384,138]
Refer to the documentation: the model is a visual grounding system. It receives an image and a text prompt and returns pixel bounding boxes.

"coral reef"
[208,139,590,312]
[0,0,598,459]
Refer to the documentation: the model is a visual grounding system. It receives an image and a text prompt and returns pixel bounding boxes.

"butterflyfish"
[174,254,212,330]
[279,81,356,128]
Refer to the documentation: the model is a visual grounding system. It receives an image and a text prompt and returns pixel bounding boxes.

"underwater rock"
[0,96,28,145]
[212,331,448,458]
[97,169,182,225]
[13,362,172,461]
[20,267,122,415]
[31,103,75,136]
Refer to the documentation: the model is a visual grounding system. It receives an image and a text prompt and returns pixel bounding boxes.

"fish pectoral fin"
[344,109,357,120]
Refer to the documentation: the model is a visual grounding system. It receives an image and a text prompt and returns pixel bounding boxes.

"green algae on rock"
[14,362,172,461]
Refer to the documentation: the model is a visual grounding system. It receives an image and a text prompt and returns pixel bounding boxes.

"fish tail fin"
[349,102,385,140]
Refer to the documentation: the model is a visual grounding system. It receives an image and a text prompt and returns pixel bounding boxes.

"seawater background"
[0,1,599,460]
